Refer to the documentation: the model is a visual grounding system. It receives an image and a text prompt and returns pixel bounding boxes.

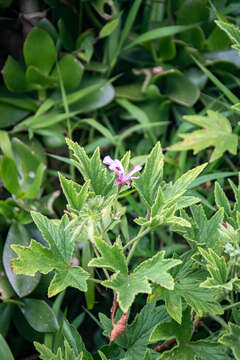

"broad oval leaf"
[24,28,57,74]
[0,334,14,360]
[20,298,59,333]
[3,224,40,298]
[0,236,14,300]
[0,303,12,337]
[0,156,21,196]
[2,56,32,93]
[177,0,209,25]
[0,102,29,129]
[70,78,115,113]
[165,73,200,107]
[52,54,84,90]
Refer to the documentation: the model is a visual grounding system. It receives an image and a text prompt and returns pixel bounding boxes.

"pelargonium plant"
[9,140,240,360]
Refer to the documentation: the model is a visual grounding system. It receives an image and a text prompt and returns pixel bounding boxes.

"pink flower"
[103,155,142,187]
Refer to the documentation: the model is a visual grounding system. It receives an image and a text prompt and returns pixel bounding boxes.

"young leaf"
[216,20,240,53]
[103,272,151,312]
[153,256,223,323]
[164,163,207,201]
[147,164,205,231]
[167,110,238,162]
[34,340,83,360]
[172,205,224,250]
[133,251,182,290]
[11,212,89,297]
[88,237,128,275]
[174,196,201,210]
[59,173,90,212]
[214,181,232,218]
[134,142,164,208]
[199,247,236,290]
[102,251,181,312]
[66,139,115,196]
[164,215,191,228]
[48,267,89,297]
[219,322,240,360]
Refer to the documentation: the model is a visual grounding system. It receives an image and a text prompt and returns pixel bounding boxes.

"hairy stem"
[126,227,151,264]
[223,301,240,311]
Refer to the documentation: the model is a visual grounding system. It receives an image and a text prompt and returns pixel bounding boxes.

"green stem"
[208,313,228,329]
[88,278,102,283]
[224,154,237,172]
[201,322,213,335]
[150,43,159,63]
[125,227,151,264]
[175,151,187,180]
[78,1,83,33]
[118,189,136,198]
[223,301,240,311]
[84,3,102,29]
[102,189,120,237]
[99,220,111,245]
[93,243,110,280]
[38,89,46,102]
[150,231,155,253]
[3,298,24,306]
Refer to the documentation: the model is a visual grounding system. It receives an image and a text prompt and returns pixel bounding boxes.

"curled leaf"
[110,311,128,343]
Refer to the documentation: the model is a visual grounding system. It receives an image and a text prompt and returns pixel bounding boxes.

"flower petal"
[103,155,114,165]
[103,156,124,175]
[109,159,124,174]
[125,165,142,179]
[103,156,142,188]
